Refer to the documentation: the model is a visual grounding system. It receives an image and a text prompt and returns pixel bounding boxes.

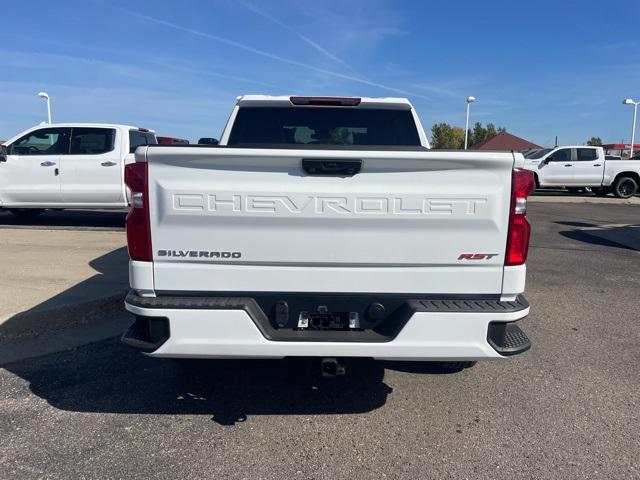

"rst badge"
[458,253,499,260]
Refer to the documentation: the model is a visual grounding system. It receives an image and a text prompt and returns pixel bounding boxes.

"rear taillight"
[124,162,152,261]
[505,169,535,266]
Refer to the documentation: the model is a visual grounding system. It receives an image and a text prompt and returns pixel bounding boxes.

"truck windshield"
[228,107,421,147]
[525,148,553,159]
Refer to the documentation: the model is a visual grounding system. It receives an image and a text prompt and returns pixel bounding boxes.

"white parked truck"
[0,123,157,218]
[523,146,640,198]
[122,95,534,373]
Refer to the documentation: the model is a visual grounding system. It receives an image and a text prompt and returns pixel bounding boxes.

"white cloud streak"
[124,9,431,100]
[239,0,355,72]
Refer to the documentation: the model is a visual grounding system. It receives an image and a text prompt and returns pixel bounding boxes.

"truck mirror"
[0,145,8,162]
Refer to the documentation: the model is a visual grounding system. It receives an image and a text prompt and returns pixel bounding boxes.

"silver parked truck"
[122,95,534,374]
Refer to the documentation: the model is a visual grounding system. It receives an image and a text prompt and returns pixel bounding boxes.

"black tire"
[612,176,638,199]
[8,208,45,219]
[435,361,477,372]
[591,187,610,197]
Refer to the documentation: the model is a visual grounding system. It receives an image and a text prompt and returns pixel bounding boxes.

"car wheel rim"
[619,181,634,196]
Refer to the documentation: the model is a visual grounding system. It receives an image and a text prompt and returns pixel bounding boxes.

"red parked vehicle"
[156,136,189,145]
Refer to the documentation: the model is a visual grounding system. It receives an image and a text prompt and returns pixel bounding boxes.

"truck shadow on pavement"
[556,221,640,251]
[1,241,463,425]
[2,338,403,425]
[4,336,466,425]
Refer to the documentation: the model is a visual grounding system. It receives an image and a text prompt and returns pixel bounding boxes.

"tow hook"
[320,357,346,377]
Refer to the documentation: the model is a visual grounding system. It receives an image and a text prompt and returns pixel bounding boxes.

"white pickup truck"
[0,123,157,218]
[122,95,534,374]
[523,146,640,198]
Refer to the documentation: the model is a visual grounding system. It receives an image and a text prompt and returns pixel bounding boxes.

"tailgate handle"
[302,159,362,176]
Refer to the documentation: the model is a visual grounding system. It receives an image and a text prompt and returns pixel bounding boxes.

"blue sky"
[1,0,639,146]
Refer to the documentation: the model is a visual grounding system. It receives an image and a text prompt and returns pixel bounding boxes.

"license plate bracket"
[297,309,360,330]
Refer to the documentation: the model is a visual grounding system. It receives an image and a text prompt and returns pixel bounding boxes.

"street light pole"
[632,103,637,158]
[37,91,52,124]
[464,96,475,150]
[623,98,639,158]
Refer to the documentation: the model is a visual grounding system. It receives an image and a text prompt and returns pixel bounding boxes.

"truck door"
[60,127,122,204]
[572,148,603,186]
[539,147,574,186]
[0,127,69,205]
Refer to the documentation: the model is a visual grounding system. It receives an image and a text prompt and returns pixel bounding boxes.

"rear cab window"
[227,107,421,148]
[70,128,115,155]
[129,130,157,153]
[577,148,598,161]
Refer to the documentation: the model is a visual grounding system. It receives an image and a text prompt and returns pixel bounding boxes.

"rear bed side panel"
[502,265,526,298]
[603,160,640,186]
[146,147,514,295]
[129,260,154,296]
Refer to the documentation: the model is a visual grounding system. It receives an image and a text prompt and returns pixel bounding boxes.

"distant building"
[472,131,541,151]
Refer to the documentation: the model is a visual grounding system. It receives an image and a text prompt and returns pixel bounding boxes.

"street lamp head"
[623,98,636,105]
[37,91,49,100]
[467,96,476,103]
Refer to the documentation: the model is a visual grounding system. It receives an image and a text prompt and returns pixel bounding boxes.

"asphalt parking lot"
[1,201,639,479]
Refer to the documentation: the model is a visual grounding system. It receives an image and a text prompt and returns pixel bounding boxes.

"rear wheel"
[612,176,638,199]
[8,208,45,219]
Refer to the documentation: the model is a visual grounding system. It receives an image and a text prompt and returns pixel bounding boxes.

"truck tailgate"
[144,147,514,294]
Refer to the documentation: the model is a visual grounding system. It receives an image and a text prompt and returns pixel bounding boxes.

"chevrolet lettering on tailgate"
[172,193,488,216]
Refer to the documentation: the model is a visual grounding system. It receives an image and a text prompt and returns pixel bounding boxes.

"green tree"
[587,136,602,146]
[431,123,465,149]
[450,127,465,149]
[467,122,507,148]
[433,122,506,149]
[431,123,451,149]
[471,122,486,146]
